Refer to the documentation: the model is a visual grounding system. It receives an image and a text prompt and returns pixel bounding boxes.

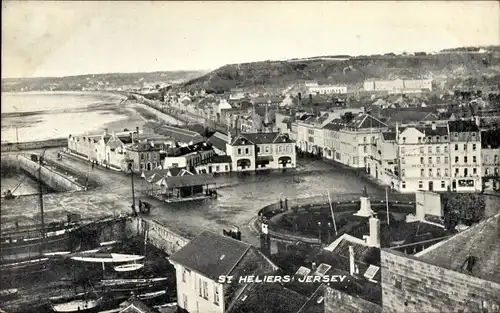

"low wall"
[1,138,67,152]
[6,154,85,192]
[128,216,190,255]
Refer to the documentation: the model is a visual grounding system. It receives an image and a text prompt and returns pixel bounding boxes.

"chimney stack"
[367,217,381,248]
[104,128,109,135]
[136,126,140,135]
[349,246,355,276]
[311,262,317,272]
[431,122,436,130]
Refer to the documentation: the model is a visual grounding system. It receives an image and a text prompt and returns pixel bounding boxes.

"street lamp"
[318,221,322,244]
[127,161,136,215]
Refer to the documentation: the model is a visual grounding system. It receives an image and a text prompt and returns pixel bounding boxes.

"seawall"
[3,154,85,192]
[1,138,67,152]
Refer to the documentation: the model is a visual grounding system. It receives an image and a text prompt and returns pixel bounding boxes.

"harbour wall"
[1,138,67,152]
[3,154,85,192]
[127,216,191,255]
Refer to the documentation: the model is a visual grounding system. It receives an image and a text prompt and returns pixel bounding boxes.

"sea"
[0,91,142,197]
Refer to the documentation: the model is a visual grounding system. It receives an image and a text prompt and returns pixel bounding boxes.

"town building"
[363,79,433,94]
[367,131,398,187]
[208,131,230,155]
[142,122,205,146]
[448,120,482,192]
[163,143,215,172]
[168,230,278,313]
[226,132,296,171]
[125,141,164,172]
[396,123,451,193]
[195,155,232,174]
[322,114,388,168]
[381,213,500,313]
[309,85,348,95]
[480,129,500,191]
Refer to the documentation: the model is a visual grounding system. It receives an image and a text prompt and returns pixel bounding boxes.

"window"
[198,279,202,296]
[473,156,477,163]
[363,146,367,153]
[444,136,448,140]
[444,145,448,153]
[401,169,406,177]
[257,147,261,153]
[215,165,220,172]
[237,148,242,155]
[436,146,440,153]
[402,182,406,189]
[428,146,432,153]
[437,168,441,177]
[140,164,144,170]
[454,144,458,151]
[420,157,424,164]
[183,294,188,310]
[441,181,445,188]
[402,137,406,143]
[445,156,449,164]
[496,167,499,175]
[437,157,441,164]
[472,144,476,151]
[363,136,367,143]
[455,168,459,175]
[455,156,459,163]
[418,137,422,143]
[495,156,499,163]
[182,268,187,283]
[395,279,402,289]
[445,168,449,176]
[203,281,209,299]
[485,155,490,163]
[463,144,467,151]
[486,168,490,175]
[420,146,424,154]
[428,157,432,164]
[418,181,423,189]
[214,284,220,305]
[141,153,145,160]
[225,165,229,171]
[454,132,458,138]
[401,147,405,153]
[401,157,406,164]
[245,148,249,155]
[420,169,425,177]
[473,168,477,175]
[147,153,151,160]
[464,168,468,176]
[429,169,433,177]
[464,156,468,163]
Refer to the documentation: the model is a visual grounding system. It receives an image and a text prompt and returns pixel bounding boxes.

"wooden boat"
[101,277,167,287]
[99,241,119,247]
[0,257,49,270]
[113,263,144,272]
[52,297,102,312]
[154,302,177,309]
[0,288,19,301]
[137,290,166,300]
[71,253,144,263]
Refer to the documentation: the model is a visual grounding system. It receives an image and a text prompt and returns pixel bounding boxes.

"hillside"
[182,47,500,93]
[1,70,207,92]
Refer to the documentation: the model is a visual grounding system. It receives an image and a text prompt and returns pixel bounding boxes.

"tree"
[442,192,485,228]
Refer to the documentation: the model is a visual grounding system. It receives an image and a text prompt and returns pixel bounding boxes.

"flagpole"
[327,191,338,236]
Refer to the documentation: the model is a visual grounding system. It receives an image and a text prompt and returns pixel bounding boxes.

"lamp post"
[318,221,322,244]
[127,161,136,215]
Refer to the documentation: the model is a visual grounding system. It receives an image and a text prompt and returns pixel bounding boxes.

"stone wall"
[325,287,382,313]
[1,138,67,152]
[4,154,84,192]
[127,216,190,255]
[381,249,500,313]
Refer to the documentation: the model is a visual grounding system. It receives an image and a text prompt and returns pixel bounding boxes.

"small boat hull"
[113,263,144,272]
[52,297,102,312]
[137,289,166,300]
[71,254,144,263]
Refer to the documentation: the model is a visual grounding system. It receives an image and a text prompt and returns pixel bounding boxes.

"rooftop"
[481,129,500,149]
[448,120,480,133]
[169,230,252,281]
[345,114,388,130]
[415,213,500,284]
[231,132,294,146]
[227,283,308,313]
[153,124,205,144]
[210,155,232,163]
[296,285,325,313]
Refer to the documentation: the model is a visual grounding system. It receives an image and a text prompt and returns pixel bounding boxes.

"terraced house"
[226,132,296,171]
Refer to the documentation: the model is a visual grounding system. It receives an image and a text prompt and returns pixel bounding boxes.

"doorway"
[428,181,433,191]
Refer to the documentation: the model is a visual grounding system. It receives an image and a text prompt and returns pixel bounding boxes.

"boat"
[101,277,167,287]
[52,297,102,312]
[114,263,144,272]
[99,241,119,247]
[154,302,177,309]
[1,155,81,264]
[0,257,50,272]
[0,288,19,301]
[71,253,144,263]
[137,290,166,300]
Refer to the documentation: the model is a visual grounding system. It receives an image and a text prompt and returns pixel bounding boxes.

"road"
[1,149,408,247]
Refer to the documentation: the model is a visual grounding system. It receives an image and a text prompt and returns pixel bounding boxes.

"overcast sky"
[2,1,499,78]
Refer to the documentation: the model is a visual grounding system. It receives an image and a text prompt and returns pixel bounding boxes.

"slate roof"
[227,283,308,313]
[231,132,294,146]
[208,134,228,152]
[163,174,215,188]
[416,213,500,284]
[382,132,396,141]
[345,114,388,129]
[155,125,205,144]
[119,299,155,313]
[387,111,439,124]
[169,230,252,281]
[296,285,325,313]
[211,155,232,163]
[481,129,500,149]
[448,120,480,133]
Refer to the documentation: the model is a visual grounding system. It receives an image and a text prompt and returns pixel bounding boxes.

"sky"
[2,1,499,78]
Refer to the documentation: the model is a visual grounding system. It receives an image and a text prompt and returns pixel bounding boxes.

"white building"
[481,129,500,191]
[195,155,232,174]
[309,85,348,95]
[367,131,399,187]
[168,231,278,313]
[363,79,433,93]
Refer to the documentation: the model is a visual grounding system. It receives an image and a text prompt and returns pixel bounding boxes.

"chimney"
[136,126,140,135]
[311,262,317,272]
[367,217,381,248]
[431,122,436,130]
[104,128,108,135]
[474,116,480,127]
[349,246,355,275]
